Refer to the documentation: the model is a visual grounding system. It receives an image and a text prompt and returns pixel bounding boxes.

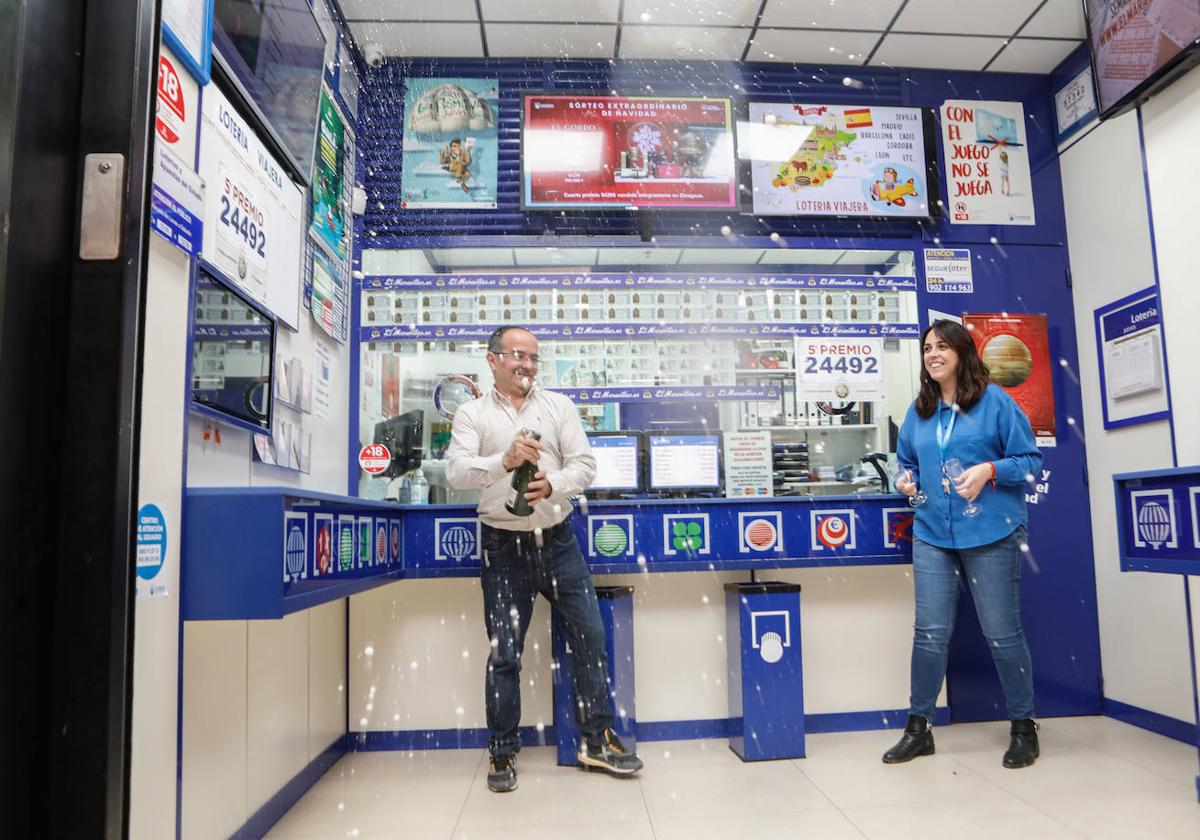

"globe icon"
[982,334,1033,387]
[1136,500,1172,548]
[593,523,628,557]
[441,525,477,562]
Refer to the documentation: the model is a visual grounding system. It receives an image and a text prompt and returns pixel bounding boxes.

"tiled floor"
[265,716,1200,839]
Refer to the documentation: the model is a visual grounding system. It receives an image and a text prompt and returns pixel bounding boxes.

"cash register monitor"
[587,432,641,492]
[373,409,424,478]
[648,432,721,492]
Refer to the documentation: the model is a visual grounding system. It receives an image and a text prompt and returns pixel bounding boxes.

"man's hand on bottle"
[524,472,553,506]
[502,433,543,471]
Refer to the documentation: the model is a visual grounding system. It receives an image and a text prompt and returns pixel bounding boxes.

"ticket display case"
[356,247,923,504]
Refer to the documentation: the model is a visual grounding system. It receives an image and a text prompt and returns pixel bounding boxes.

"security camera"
[364,43,385,68]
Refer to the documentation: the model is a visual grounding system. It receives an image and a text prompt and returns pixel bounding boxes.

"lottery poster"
[401,77,498,209]
[792,337,886,402]
[941,100,1035,226]
[964,313,1056,446]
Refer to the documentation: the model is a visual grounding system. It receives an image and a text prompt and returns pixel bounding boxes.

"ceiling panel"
[486,23,616,59]
[747,28,881,65]
[1022,0,1087,39]
[619,25,751,61]
[595,248,683,265]
[350,21,484,57]
[870,33,1006,70]
[988,38,1081,74]
[429,248,516,267]
[480,0,620,24]
[759,0,904,31]
[340,0,480,21]
[623,0,764,27]
[513,248,599,266]
[679,248,766,264]
[893,0,1043,36]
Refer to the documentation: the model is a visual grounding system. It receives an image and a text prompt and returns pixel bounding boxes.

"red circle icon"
[359,443,391,475]
[745,518,777,551]
[817,515,849,549]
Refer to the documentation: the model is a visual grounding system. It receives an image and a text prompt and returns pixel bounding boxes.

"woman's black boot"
[1003,719,1040,768]
[882,714,935,764]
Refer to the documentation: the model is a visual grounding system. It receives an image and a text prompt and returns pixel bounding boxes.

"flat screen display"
[743,102,932,218]
[522,95,736,209]
[1087,0,1200,118]
[191,264,276,433]
[212,0,327,176]
[649,434,720,490]
[588,434,641,491]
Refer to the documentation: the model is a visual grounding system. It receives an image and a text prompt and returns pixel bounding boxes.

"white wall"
[181,601,346,840]
[1140,64,1200,721]
[1059,70,1200,723]
[349,566,928,734]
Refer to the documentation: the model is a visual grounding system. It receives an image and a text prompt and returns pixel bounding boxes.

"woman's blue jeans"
[909,525,1035,722]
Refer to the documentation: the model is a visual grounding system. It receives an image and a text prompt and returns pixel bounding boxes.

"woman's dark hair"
[914,320,991,418]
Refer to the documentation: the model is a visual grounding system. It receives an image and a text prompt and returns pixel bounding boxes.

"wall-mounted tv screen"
[648,433,721,491]
[587,433,642,492]
[191,262,276,433]
[1086,0,1200,119]
[212,0,327,178]
[522,94,736,209]
[741,102,936,219]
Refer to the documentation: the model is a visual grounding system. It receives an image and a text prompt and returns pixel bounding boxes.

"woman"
[884,320,1043,768]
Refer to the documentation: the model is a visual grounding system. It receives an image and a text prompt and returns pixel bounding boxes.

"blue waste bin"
[551,585,636,766]
[724,581,805,760]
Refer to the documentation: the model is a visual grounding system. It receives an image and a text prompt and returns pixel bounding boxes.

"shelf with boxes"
[360,286,906,327]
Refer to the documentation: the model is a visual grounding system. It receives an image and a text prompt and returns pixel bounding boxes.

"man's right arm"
[445,406,509,490]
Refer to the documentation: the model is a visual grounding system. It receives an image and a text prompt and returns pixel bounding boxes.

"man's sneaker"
[577,728,643,776]
[487,753,517,793]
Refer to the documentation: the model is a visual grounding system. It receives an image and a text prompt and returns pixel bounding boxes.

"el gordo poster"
[940,100,1035,226]
[964,313,1056,446]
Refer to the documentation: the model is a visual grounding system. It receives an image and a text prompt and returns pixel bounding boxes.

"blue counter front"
[183,488,914,620]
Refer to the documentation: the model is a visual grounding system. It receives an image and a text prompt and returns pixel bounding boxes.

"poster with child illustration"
[940,100,1035,225]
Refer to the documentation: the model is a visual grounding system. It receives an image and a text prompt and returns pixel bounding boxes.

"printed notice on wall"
[724,432,773,498]
[941,100,1035,226]
[924,248,973,294]
[1094,287,1170,429]
[135,503,169,599]
[313,339,333,419]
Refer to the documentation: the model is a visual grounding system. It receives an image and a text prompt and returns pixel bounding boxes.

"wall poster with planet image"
[964,313,1056,446]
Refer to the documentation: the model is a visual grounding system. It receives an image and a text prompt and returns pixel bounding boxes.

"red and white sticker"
[156,54,186,146]
[358,443,391,475]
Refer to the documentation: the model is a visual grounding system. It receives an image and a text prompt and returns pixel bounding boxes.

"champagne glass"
[943,458,982,518]
[893,466,926,507]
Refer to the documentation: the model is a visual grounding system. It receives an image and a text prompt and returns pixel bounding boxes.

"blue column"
[551,585,636,766]
[725,582,805,761]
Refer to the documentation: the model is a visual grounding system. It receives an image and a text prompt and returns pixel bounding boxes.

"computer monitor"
[647,432,721,492]
[587,433,641,493]
[373,409,424,478]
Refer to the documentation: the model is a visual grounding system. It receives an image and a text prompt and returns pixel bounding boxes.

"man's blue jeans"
[480,521,612,758]
[909,525,1035,722]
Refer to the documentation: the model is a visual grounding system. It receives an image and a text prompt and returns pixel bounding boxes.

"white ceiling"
[340,0,1087,74]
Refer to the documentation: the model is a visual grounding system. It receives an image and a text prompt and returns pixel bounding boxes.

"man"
[446,326,643,793]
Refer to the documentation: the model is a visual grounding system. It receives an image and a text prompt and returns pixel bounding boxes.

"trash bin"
[551,585,636,766]
[724,581,805,760]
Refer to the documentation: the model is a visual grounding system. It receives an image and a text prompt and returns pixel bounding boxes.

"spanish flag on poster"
[844,108,873,128]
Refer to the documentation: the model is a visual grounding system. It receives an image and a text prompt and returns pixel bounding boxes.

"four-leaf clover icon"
[671,520,704,553]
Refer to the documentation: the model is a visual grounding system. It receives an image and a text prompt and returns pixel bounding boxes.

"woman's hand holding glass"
[942,458,983,518]
[893,466,927,507]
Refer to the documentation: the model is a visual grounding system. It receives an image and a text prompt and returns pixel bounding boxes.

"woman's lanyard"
[936,404,957,494]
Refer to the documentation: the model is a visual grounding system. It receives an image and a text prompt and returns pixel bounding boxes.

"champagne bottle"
[505,428,542,516]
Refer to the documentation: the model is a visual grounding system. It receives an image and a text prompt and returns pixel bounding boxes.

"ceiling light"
[640,12,651,22]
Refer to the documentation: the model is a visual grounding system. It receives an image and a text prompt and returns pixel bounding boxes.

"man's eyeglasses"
[494,350,540,365]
